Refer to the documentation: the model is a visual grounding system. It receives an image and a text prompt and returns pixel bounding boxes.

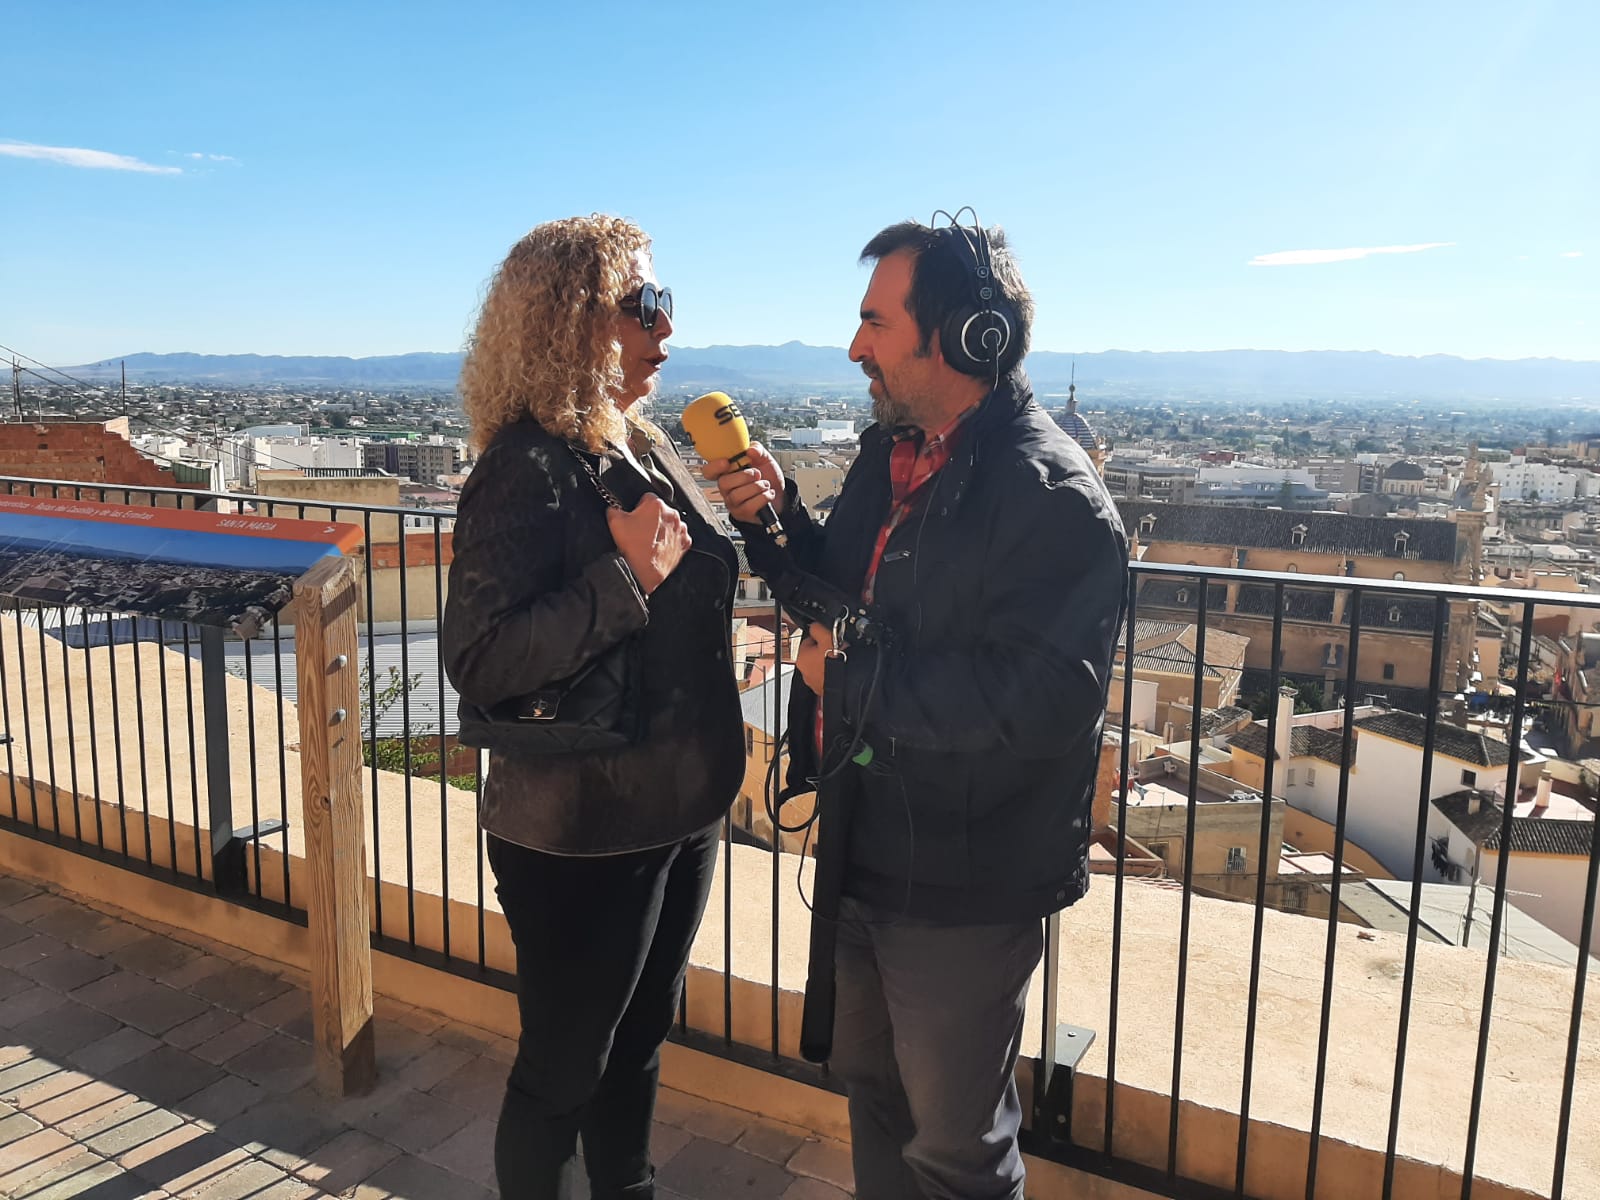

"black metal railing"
[1,474,1596,1199]
[1085,560,1600,1200]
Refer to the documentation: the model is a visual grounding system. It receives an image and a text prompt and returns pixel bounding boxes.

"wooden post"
[293,555,376,1096]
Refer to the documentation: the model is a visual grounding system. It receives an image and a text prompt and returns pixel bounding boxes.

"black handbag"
[456,446,646,756]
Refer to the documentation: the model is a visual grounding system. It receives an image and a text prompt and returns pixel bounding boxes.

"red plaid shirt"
[814,406,974,754]
[861,408,974,603]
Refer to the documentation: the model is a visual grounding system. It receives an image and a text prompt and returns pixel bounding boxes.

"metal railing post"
[200,625,244,892]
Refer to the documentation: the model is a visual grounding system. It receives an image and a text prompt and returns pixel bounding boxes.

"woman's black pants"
[487,822,721,1199]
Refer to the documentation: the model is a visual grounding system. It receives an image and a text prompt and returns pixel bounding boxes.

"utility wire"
[0,341,374,474]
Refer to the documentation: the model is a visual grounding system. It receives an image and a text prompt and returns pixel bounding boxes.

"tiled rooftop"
[1354,711,1513,767]
[1234,585,1336,621]
[1134,578,1228,614]
[1433,790,1596,857]
[1130,644,1224,680]
[1116,618,1190,650]
[1431,790,1512,845]
[1116,620,1247,686]
[1119,499,1458,562]
[1355,593,1441,632]
[1487,815,1595,857]
[1199,705,1253,736]
[1228,721,1348,766]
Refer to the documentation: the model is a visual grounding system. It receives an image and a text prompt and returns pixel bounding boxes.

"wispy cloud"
[1561,250,1584,259]
[0,140,181,174]
[1249,242,1454,267]
[182,151,236,163]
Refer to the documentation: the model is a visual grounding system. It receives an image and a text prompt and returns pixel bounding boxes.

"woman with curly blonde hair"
[444,216,744,1197]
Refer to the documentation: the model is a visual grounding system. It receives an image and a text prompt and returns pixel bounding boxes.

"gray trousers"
[830,896,1045,1200]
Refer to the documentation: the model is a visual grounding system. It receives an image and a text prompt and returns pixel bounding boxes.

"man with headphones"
[710,215,1127,1198]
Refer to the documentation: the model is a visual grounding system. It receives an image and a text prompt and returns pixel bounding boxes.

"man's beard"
[871,389,912,429]
[868,371,914,428]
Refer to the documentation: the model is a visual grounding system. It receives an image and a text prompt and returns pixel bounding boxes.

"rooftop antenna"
[10,358,21,421]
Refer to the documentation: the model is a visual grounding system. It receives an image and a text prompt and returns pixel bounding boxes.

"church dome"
[1058,379,1101,454]
[1385,460,1425,481]
[1061,408,1100,454]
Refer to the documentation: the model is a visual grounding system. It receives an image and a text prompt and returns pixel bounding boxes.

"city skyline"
[3,0,1595,365]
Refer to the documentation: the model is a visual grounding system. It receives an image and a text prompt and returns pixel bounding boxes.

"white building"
[1226,696,1597,950]
[1496,456,1579,504]
[1196,465,1315,489]
[790,420,857,448]
[1228,699,1538,880]
[223,433,367,488]
[1432,775,1598,955]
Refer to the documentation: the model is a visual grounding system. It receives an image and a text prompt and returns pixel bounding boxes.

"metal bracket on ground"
[1033,1022,1096,1145]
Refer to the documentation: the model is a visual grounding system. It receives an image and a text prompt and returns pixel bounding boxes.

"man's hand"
[702,442,786,525]
[796,622,834,694]
[606,494,690,595]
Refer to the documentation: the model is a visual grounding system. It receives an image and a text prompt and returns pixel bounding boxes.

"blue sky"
[3,0,1594,365]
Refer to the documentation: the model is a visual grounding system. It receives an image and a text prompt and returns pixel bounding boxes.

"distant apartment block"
[1495,455,1583,503]
[363,436,463,484]
[1102,460,1198,502]
[224,432,365,488]
[1306,457,1381,494]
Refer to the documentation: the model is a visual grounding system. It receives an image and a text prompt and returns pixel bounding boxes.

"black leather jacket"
[751,372,1127,922]
[443,417,744,855]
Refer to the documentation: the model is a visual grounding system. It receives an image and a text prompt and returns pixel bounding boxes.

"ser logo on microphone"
[682,391,788,549]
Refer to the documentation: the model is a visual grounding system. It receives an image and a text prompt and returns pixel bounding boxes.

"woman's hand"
[702,442,786,525]
[606,495,691,595]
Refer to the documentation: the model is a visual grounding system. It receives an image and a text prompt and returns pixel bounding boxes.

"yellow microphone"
[682,391,753,468]
[682,391,787,547]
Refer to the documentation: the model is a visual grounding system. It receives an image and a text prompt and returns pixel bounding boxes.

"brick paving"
[0,872,854,1198]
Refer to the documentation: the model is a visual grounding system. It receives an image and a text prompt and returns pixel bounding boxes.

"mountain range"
[66,344,1600,401]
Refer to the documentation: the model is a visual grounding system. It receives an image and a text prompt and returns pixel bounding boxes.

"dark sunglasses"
[618,283,672,330]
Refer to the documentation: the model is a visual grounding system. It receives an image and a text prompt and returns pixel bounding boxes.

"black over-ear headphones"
[931,207,1018,380]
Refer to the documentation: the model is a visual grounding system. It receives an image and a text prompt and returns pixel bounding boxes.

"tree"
[1241,681,1325,717]
[361,664,476,792]
[1241,689,1271,719]
[1294,683,1325,713]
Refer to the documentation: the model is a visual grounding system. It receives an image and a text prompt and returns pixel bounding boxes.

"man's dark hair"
[859,220,1035,375]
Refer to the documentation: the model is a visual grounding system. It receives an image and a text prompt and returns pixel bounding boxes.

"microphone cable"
[763,639,916,926]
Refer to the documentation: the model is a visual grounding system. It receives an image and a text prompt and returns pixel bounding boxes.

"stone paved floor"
[0,871,855,1199]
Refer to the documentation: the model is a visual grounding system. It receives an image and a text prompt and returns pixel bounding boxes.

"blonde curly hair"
[461,215,651,453]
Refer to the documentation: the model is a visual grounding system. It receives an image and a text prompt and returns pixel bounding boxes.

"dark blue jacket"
[753,371,1126,921]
